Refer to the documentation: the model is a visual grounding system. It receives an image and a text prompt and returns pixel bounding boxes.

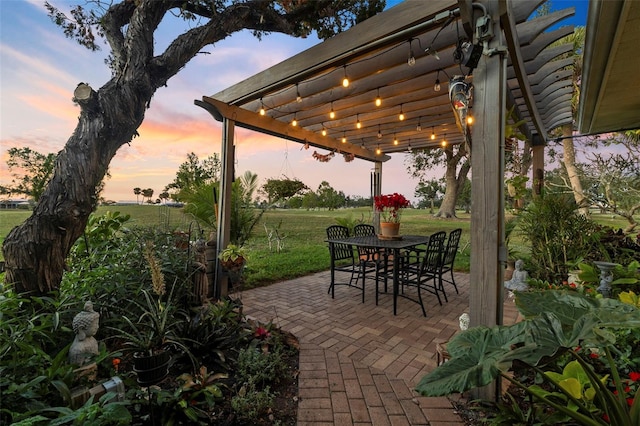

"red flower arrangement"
[374,193,410,223]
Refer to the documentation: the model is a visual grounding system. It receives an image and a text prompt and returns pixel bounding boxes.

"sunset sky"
[0,1,587,203]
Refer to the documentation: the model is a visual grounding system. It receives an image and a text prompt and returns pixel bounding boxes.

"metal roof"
[578,0,640,134]
[198,0,576,162]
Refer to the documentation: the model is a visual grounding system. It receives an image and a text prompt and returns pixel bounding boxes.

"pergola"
[196,0,576,362]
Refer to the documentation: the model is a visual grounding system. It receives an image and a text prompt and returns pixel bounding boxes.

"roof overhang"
[578,0,640,134]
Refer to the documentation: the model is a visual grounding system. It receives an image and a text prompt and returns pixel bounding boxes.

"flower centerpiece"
[374,193,410,238]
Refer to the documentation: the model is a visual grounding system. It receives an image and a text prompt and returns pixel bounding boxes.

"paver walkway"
[240,271,520,425]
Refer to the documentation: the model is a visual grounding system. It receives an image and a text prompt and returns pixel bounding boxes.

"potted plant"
[110,288,188,385]
[374,193,410,238]
[218,244,247,272]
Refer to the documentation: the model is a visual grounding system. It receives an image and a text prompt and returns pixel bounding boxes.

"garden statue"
[504,259,529,292]
[594,261,617,298]
[459,313,470,331]
[69,301,100,366]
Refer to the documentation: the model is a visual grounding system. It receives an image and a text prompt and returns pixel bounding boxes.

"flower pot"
[133,350,171,385]
[380,222,400,237]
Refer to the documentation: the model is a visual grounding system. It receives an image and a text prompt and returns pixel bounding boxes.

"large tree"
[4,147,57,202]
[2,0,385,295]
[406,144,470,218]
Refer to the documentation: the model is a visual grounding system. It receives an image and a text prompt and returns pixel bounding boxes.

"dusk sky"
[0,1,587,203]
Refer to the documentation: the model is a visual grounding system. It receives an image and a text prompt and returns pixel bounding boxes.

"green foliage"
[334,212,368,233]
[518,193,602,281]
[235,345,290,387]
[230,379,275,423]
[417,290,640,425]
[164,152,221,202]
[71,211,131,258]
[5,147,57,201]
[261,177,308,203]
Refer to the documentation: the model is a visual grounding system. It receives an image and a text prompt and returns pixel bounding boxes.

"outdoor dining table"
[326,234,432,315]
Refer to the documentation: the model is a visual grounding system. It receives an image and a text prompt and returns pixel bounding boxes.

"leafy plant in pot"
[219,244,248,289]
[109,243,190,385]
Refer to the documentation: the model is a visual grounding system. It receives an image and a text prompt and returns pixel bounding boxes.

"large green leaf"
[516,291,599,326]
[416,324,526,396]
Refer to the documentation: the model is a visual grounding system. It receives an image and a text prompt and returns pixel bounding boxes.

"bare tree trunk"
[435,146,470,218]
[2,82,148,294]
[562,124,590,216]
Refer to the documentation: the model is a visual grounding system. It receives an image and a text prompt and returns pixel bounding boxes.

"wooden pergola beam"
[198,96,390,163]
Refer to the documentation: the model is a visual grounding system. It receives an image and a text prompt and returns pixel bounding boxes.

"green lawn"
[1,205,634,288]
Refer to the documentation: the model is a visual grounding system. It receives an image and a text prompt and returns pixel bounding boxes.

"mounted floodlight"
[449,76,473,136]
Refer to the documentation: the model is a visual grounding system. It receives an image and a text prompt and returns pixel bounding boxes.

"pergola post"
[531,136,545,197]
[214,117,235,299]
[469,0,507,401]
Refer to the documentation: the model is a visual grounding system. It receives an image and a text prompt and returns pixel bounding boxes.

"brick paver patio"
[239,270,520,425]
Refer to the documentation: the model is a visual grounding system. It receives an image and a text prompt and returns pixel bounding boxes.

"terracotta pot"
[380,222,400,237]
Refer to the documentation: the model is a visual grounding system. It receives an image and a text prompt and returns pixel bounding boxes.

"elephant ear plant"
[417,290,640,425]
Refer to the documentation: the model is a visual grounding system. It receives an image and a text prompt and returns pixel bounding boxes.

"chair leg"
[450,270,459,294]
[416,280,427,317]
[439,276,449,303]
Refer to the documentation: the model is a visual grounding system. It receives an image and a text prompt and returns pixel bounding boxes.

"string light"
[329,102,335,119]
[356,114,362,129]
[259,98,266,116]
[407,140,413,153]
[398,104,405,121]
[434,69,441,92]
[375,88,382,107]
[393,134,398,145]
[416,117,422,131]
[342,132,347,143]
[467,112,474,125]
[376,145,382,155]
[377,124,382,139]
[441,133,447,147]
[321,124,327,136]
[296,84,302,103]
[291,113,298,127]
[431,126,436,140]
[342,65,349,88]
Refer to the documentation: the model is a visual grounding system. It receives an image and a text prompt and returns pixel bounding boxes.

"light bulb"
[467,115,474,125]
[342,134,347,143]
[416,123,422,131]
[259,107,266,116]
[377,125,382,139]
[356,115,362,129]
[296,84,302,103]
[376,146,382,155]
[342,65,349,87]
[321,127,327,136]
[434,79,441,92]
[399,112,405,121]
[393,135,398,145]
[329,103,335,119]
[431,127,435,140]
[292,117,297,126]
[408,54,416,67]
[375,88,382,107]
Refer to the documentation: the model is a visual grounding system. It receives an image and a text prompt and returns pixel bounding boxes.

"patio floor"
[239,270,521,426]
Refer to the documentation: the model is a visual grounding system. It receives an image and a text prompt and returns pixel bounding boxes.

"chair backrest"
[441,228,462,267]
[353,224,375,237]
[421,231,446,274]
[326,225,354,261]
[353,224,377,258]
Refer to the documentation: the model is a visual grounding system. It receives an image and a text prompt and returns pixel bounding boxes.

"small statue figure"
[505,259,529,292]
[69,301,100,366]
[459,313,470,331]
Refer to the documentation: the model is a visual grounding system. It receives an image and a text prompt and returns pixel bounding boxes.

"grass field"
[1,205,634,287]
